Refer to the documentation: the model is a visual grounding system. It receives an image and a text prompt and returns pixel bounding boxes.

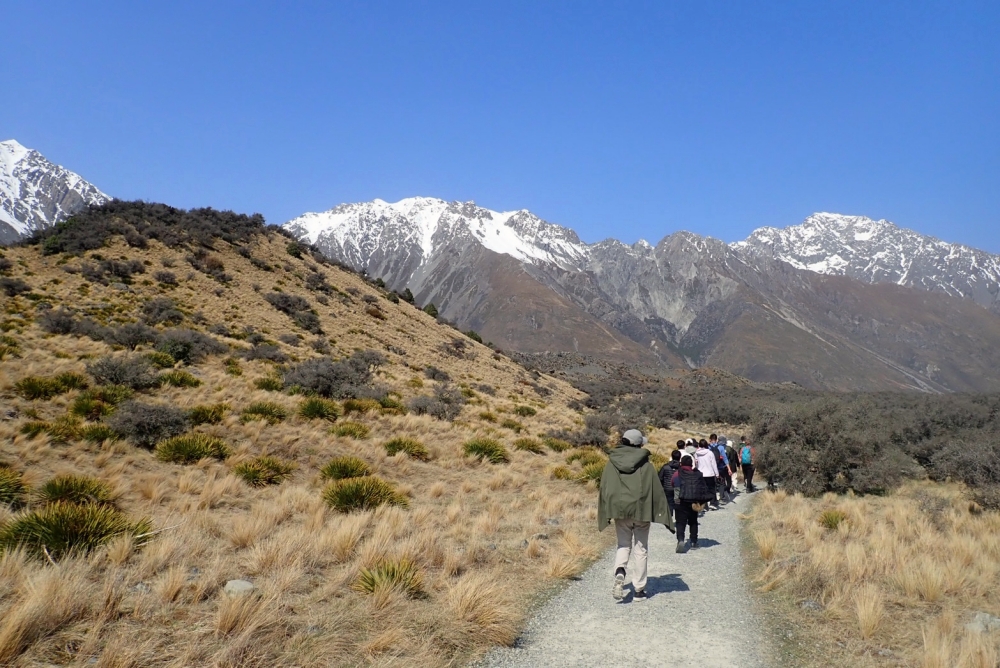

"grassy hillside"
[0,205,631,665]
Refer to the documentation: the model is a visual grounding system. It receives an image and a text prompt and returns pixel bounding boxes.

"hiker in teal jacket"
[598,429,674,601]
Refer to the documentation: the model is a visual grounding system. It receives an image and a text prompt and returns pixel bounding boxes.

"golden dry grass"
[746,482,1000,667]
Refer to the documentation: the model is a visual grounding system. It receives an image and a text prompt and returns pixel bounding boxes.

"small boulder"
[966,612,1000,634]
[224,579,256,596]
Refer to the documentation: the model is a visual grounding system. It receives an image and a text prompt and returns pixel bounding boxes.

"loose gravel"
[479,494,771,668]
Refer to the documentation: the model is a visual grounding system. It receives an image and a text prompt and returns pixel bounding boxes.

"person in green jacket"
[598,429,675,601]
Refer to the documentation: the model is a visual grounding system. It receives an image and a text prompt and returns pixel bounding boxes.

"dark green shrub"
[422,303,438,318]
[323,476,407,512]
[232,456,295,487]
[298,397,341,421]
[159,370,202,388]
[463,438,510,464]
[383,438,430,461]
[513,405,537,417]
[145,351,176,369]
[464,330,483,343]
[0,502,151,560]
[240,402,287,424]
[189,403,229,425]
[353,559,423,597]
[108,401,188,448]
[320,456,371,481]
[141,297,183,325]
[86,355,159,390]
[155,433,230,464]
[36,475,117,507]
[0,467,28,509]
[513,438,545,454]
[330,421,370,439]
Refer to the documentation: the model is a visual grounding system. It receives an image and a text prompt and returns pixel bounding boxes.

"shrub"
[87,354,160,390]
[244,344,288,363]
[513,405,537,417]
[108,401,189,448]
[106,322,158,350]
[36,475,116,507]
[323,476,407,513]
[0,467,28,509]
[544,437,573,453]
[70,385,133,420]
[232,456,295,487]
[424,366,450,382]
[155,433,230,464]
[378,396,407,415]
[240,402,287,424]
[0,277,31,296]
[353,559,423,598]
[423,303,438,317]
[278,333,301,347]
[344,398,381,414]
[464,438,510,464]
[254,376,284,391]
[819,509,849,530]
[331,421,370,439]
[0,502,151,560]
[320,456,371,480]
[159,370,202,387]
[142,297,184,325]
[465,330,483,343]
[145,351,176,369]
[189,403,229,425]
[513,438,545,454]
[282,351,386,399]
[383,437,430,461]
[500,418,524,433]
[408,386,466,421]
[155,328,226,364]
[38,307,77,334]
[154,270,178,285]
[298,397,341,421]
[80,424,117,443]
[14,375,72,400]
[475,383,497,396]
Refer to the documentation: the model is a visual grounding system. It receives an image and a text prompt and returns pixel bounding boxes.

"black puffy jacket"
[659,461,681,499]
[674,466,708,503]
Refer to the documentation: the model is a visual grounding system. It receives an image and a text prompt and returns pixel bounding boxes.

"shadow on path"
[644,573,689,597]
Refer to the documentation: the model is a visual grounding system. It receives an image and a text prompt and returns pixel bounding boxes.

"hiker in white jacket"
[695,440,720,509]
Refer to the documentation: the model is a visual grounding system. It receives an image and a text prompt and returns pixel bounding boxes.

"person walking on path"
[739,435,756,493]
[598,428,674,601]
[695,439,720,509]
[673,454,706,552]
[659,449,683,519]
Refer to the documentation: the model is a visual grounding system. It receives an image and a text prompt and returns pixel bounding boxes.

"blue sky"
[3,1,998,251]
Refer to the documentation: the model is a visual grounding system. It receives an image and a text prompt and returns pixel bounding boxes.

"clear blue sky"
[3,1,998,251]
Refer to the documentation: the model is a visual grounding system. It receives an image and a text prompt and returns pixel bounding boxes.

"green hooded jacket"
[597,446,674,532]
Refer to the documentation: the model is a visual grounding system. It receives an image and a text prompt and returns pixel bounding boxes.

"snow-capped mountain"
[737,212,1000,314]
[0,139,109,244]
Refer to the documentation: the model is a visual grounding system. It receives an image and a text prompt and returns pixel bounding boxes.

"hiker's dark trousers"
[704,476,717,504]
[742,464,755,490]
[675,502,698,543]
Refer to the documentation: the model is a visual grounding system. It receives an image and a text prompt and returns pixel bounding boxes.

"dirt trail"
[480,495,770,667]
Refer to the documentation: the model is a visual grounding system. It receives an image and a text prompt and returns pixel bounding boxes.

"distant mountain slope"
[0,139,109,244]
[286,198,1000,392]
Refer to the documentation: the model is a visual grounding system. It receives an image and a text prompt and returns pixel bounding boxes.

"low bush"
[0,502,151,560]
[159,370,202,387]
[323,476,408,512]
[0,277,31,296]
[142,297,184,325]
[343,398,381,414]
[254,376,284,391]
[155,328,226,364]
[298,397,341,421]
[320,456,371,480]
[240,402,287,424]
[331,421,371,439]
[244,344,288,363]
[278,333,301,347]
[145,351,176,369]
[38,307,77,334]
[383,438,430,461]
[513,405,537,417]
[87,355,160,390]
[106,322,158,350]
[408,386,466,421]
[80,424,117,443]
[282,350,386,399]
[189,403,229,425]
[154,270,178,285]
[424,366,450,382]
[353,559,423,598]
[464,438,510,464]
[231,456,295,487]
[0,467,28,509]
[36,475,117,507]
[108,401,189,448]
[155,433,230,464]
[479,411,498,423]
[513,438,545,454]
[224,357,243,376]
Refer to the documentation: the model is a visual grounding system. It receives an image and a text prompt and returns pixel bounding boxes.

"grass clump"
[224,356,243,376]
[579,461,606,486]
[232,456,295,487]
[0,466,28,509]
[45,416,82,444]
[479,411,498,423]
[70,385,133,419]
[253,376,283,391]
[819,509,849,530]
[155,433,230,464]
[80,424,117,443]
[343,398,381,414]
[330,421,370,439]
[323,476,407,513]
[144,350,176,369]
[464,438,510,464]
[513,405,537,417]
[353,559,424,598]
[384,437,430,461]
[551,465,574,480]
[379,396,407,415]
[159,370,202,387]
[544,437,573,453]
[0,502,151,560]
[189,403,229,425]
[298,397,341,421]
[36,474,117,507]
[20,421,50,438]
[513,438,545,454]
[567,449,605,467]
[320,456,371,481]
[240,402,287,424]
[14,374,83,400]
[500,418,524,433]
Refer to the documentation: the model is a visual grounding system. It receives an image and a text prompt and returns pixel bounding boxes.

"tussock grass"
[240,402,287,424]
[0,502,151,559]
[298,397,341,421]
[343,398,381,414]
[566,449,604,467]
[464,438,510,464]
[35,474,117,507]
[551,465,574,480]
[14,374,85,400]
[330,420,370,439]
[159,369,202,387]
[69,385,133,420]
[513,405,537,417]
[818,509,848,530]
[155,433,230,464]
[499,418,524,433]
[579,461,606,486]
[323,477,407,512]
[253,376,283,391]
[189,402,229,425]
[79,424,117,443]
[353,559,423,598]
[544,437,573,452]
[513,438,545,454]
[144,350,176,369]
[232,456,295,487]
[383,437,430,461]
[320,457,371,481]
[0,467,28,509]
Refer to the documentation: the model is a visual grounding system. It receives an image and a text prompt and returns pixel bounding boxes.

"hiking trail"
[480,494,771,667]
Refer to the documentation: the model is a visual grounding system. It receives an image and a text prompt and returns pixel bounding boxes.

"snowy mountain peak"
[0,139,110,243]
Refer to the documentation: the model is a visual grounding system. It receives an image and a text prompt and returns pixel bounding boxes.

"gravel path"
[479,494,770,668]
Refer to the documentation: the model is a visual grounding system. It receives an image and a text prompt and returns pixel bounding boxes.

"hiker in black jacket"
[658,449,683,519]
[673,455,707,552]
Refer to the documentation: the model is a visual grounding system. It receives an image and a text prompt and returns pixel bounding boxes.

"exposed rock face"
[0,139,109,243]
[286,198,1000,392]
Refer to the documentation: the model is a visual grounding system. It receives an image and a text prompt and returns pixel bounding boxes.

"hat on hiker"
[621,429,648,446]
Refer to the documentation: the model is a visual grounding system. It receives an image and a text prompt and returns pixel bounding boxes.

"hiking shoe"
[612,573,626,601]
[676,540,688,554]
[633,589,648,601]
[691,539,699,549]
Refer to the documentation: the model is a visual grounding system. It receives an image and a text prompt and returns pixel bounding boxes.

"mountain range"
[4,139,1000,392]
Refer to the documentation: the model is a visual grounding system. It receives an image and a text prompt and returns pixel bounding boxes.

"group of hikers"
[597,429,756,601]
